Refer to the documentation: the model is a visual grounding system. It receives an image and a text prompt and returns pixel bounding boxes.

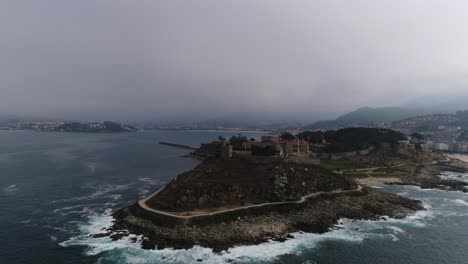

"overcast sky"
[1,1,468,122]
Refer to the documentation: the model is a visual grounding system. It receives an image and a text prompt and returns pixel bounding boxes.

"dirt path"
[447,154,468,163]
[138,185,363,219]
[341,163,406,174]
[356,177,402,185]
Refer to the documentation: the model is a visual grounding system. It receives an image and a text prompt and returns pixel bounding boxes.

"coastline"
[108,186,423,252]
[447,154,468,163]
[102,159,426,251]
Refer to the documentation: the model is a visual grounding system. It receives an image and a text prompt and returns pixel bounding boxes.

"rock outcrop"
[146,160,357,212]
[102,159,424,252]
[109,187,423,252]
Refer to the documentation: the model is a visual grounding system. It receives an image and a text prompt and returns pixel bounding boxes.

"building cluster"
[399,134,468,153]
[87,122,107,129]
[197,135,312,161]
[392,115,459,130]
[197,141,233,160]
[392,114,462,142]
[242,136,310,156]
[0,121,65,131]
[425,141,468,153]
[0,120,123,132]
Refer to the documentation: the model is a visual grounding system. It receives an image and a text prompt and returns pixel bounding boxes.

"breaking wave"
[2,184,18,195]
[439,171,468,183]
[59,205,432,264]
[51,184,129,204]
[453,199,468,206]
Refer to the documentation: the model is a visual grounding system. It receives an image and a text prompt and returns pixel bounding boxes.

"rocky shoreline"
[98,186,423,252]
[396,160,468,193]
[93,156,468,252]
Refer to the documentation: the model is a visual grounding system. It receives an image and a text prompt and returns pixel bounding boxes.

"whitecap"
[86,161,97,174]
[55,184,130,203]
[53,204,87,213]
[138,177,159,185]
[439,171,468,183]
[453,199,468,206]
[60,207,431,264]
[58,207,93,217]
[387,226,405,234]
[2,184,18,195]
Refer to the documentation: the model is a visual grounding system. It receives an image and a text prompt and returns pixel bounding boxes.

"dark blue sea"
[1,130,468,264]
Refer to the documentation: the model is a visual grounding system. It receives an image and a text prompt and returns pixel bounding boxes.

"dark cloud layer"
[1,1,467,121]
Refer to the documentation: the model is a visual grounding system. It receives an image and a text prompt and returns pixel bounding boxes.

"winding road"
[138,185,363,219]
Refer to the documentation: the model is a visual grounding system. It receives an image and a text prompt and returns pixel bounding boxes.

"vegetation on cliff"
[304,107,431,129]
[110,187,424,252]
[146,159,357,212]
[298,127,406,153]
[55,121,137,132]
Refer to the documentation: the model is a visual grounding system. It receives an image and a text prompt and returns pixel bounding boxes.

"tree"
[218,136,226,141]
[251,145,276,156]
[280,132,296,140]
[297,131,323,143]
[411,132,425,140]
[229,135,248,149]
[415,144,423,152]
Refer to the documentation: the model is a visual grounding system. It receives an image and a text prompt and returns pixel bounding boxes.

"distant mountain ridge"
[304,107,434,130]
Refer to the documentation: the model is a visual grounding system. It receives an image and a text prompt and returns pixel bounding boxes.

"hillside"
[298,127,407,153]
[146,159,357,212]
[55,121,137,133]
[305,107,432,130]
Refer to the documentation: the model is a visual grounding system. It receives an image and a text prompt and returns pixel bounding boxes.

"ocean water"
[1,130,468,264]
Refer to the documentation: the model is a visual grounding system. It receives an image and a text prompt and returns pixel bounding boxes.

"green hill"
[304,107,431,130]
[299,127,406,153]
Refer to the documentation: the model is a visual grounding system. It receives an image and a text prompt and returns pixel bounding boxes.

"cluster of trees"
[459,130,468,141]
[229,135,248,149]
[456,110,468,128]
[218,127,407,154]
[324,128,406,153]
[299,128,407,153]
[251,145,276,156]
[297,131,324,144]
[55,121,136,133]
[220,134,255,149]
[279,132,295,140]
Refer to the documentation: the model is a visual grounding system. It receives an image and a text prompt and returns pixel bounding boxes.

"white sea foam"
[86,161,97,173]
[440,171,468,183]
[60,206,432,264]
[54,184,129,203]
[53,204,87,213]
[138,177,160,185]
[453,199,468,206]
[389,234,399,241]
[387,226,405,234]
[2,184,18,195]
[137,178,165,197]
[58,207,93,217]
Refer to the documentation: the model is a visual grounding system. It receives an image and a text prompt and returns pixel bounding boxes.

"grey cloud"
[1,0,468,121]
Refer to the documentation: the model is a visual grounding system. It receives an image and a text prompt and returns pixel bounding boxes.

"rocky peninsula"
[102,159,424,252]
[97,128,468,252]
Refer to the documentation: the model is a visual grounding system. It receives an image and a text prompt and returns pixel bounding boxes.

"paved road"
[138,185,363,219]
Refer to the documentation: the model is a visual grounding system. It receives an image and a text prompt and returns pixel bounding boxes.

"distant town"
[0,120,137,133]
[2,108,468,153]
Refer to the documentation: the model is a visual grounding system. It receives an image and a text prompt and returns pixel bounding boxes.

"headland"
[96,128,468,251]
